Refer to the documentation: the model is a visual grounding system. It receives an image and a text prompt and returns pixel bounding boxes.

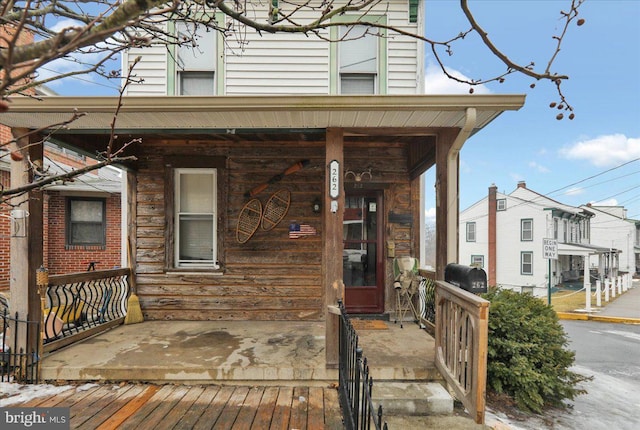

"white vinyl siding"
[123,0,422,95]
[122,44,168,96]
[175,169,217,268]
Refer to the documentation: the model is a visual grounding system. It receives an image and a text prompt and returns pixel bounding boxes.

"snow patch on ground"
[0,382,97,407]
[484,365,640,430]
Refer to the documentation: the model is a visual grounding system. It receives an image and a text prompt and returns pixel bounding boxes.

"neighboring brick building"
[0,147,122,292]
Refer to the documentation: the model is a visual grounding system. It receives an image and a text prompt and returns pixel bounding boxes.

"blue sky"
[423,0,640,220]
[44,1,640,219]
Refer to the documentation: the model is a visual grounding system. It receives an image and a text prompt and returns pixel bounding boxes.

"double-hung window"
[67,198,106,247]
[175,169,217,268]
[521,252,533,275]
[466,222,476,242]
[176,22,216,95]
[471,255,484,268]
[521,219,533,241]
[338,25,378,94]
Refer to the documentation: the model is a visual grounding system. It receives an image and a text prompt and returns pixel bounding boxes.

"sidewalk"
[557,279,640,324]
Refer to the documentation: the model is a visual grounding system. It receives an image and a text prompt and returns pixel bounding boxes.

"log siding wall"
[134,137,414,321]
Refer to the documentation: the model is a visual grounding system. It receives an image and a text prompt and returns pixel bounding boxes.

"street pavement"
[557,279,640,324]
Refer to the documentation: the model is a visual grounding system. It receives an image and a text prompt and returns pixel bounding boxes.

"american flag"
[289,223,317,239]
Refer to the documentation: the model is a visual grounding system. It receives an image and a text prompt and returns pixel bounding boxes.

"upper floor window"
[175,168,218,268]
[67,198,106,247]
[466,222,476,242]
[521,219,533,241]
[496,199,506,211]
[339,25,378,94]
[553,218,558,240]
[563,219,568,242]
[176,22,216,95]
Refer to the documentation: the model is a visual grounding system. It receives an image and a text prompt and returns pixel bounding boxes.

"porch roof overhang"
[2,94,525,135]
[558,242,622,257]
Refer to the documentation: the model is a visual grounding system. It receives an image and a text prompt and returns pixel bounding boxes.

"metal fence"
[1,309,40,384]
[337,299,389,430]
[417,270,436,333]
[44,268,131,352]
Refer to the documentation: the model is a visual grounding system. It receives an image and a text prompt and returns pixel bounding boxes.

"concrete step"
[372,381,453,416]
[373,382,485,429]
[383,414,486,429]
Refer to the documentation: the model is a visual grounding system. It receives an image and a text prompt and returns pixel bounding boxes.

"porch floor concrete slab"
[41,320,439,384]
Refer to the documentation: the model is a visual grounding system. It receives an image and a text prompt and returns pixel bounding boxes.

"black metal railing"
[1,309,40,383]
[44,268,131,351]
[338,299,389,430]
[417,270,436,333]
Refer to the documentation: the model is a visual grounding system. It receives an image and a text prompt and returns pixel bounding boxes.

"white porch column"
[604,278,610,302]
[611,277,617,298]
[584,257,591,312]
[596,280,602,307]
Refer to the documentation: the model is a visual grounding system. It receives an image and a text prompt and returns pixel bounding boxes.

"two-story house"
[2,1,525,361]
[582,204,639,276]
[460,181,620,297]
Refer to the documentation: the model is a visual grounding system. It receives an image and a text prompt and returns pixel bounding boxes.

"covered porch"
[2,94,524,424]
[40,319,437,384]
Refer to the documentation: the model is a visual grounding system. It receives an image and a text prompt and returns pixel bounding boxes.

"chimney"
[517,181,526,189]
[488,184,497,287]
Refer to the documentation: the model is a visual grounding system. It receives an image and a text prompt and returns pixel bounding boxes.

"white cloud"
[559,134,640,167]
[509,172,523,182]
[590,198,618,206]
[424,207,436,221]
[563,187,585,196]
[528,161,550,173]
[424,63,491,95]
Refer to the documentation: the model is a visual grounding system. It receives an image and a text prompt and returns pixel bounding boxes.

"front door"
[343,191,384,314]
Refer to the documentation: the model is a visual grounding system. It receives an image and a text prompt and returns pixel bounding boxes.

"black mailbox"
[444,263,487,294]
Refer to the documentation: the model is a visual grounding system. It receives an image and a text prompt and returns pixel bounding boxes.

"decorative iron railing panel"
[1,309,40,384]
[338,299,388,430]
[44,268,131,350]
[417,269,436,333]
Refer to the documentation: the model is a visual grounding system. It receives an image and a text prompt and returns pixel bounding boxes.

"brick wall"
[46,192,121,274]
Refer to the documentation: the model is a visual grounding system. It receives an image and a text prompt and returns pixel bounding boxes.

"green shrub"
[483,288,589,413]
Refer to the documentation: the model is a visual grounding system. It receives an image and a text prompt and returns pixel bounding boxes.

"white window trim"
[174,168,218,269]
[521,219,533,241]
[466,222,476,242]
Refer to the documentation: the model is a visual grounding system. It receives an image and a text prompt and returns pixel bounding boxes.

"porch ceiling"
[2,94,525,134]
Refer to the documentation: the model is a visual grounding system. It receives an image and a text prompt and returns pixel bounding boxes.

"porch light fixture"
[345,168,372,182]
[9,209,29,237]
[312,197,321,214]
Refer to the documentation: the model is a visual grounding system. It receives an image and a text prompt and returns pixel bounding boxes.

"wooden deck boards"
[9,384,344,430]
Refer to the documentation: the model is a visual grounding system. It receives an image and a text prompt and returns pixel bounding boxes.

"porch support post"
[435,130,456,280]
[9,128,44,357]
[435,108,476,279]
[325,128,345,369]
